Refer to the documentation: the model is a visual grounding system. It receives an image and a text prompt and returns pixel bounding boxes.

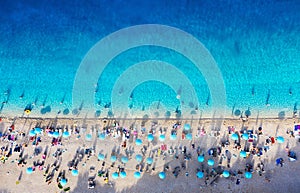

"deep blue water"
[0,0,299,118]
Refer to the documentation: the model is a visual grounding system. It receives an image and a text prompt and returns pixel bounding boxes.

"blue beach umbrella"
[231,133,238,140]
[147,134,154,142]
[135,139,143,146]
[62,131,70,138]
[135,154,143,163]
[86,134,92,141]
[34,128,42,134]
[26,167,33,174]
[112,172,119,179]
[197,155,205,163]
[146,157,153,164]
[245,171,252,179]
[53,131,59,138]
[196,171,204,178]
[121,156,128,163]
[134,171,141,179]
[159,171,166,179]
[170,134,177,140]
[71,169,79,176]
[48,131,53,137]
[184,124,191,131]
[60,179,67,186]
[186,133,192,140]
[223,170,230,178]
[277,136,284,143]
[98,153,105,161]
[159,135,166,142]
[98,133,106,140]
[240,151,247,158]
[120,171,127,178]
[110,155,117,162]
[207,159,214,166]
[29,130,36,137]
[242,133,249,140]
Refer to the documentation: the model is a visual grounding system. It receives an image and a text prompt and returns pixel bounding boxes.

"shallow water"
[0,0,299,118]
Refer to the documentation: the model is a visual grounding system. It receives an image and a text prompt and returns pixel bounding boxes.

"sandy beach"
[0,116,299,193]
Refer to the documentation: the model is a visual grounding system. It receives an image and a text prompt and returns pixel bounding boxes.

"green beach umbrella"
[184,124,191,131]
[110,155,117,162]
[112,172,119,179]
[159,171,166,179]
[147,134,154,142]
[197,155,205,162]
[135,138,143,146]
[134,171,141,179]
[135,154,143,163]
[98,153,105,161]
[207,159,214,166]
[245,171,252,179]
[71,169,78,176]
[223,170,230,178]
[120,171,127,178]
[231,133,238,140]
[146,157,153,164]
[240,151,247,158]
[62,131,70,138]
[159,134,166,142]
[196,171,204,178]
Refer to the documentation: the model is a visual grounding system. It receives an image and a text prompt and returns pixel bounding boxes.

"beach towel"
[161,144,167,151]
[271,137,275,144]
[182,133,185,140]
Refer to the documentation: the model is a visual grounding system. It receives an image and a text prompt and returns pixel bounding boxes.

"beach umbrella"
[71,169,78,176]
[159,135,166,142]
[207,159,214,166]
[98,133,106,140]
[53,131,59,138]
[29,130,36,137]
[184,124,191,131]
[158,171,166,179]
[135,138,143,146]
[120,171,127,178]
[86,134,92,141]
[47,131,53,137]
[196,171,204,178]
[26,167,33,174]
[245,171,252,179]
[146,157,153,164]
[121,156,128,163]
[277,136,284,143]
[147,134,154,142]
[34,128,42,134]
[110,155,117,162]
[62,131,70,138]
[135,154,143,163]
[112,172,119,179]
[197,155,205,163]
[98,153,105,161]
[60,178,67,186]
[242,133,249,140]
[231,133,238,140]
[186,133,192,140]
[240,151,247,158]
[223,170,230,178]
[134,171,141,179]
[170,134,177,140]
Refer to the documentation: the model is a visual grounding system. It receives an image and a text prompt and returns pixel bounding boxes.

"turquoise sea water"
[0,0,299,118]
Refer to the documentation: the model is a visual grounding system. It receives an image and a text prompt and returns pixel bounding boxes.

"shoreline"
[1,115,299,123]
